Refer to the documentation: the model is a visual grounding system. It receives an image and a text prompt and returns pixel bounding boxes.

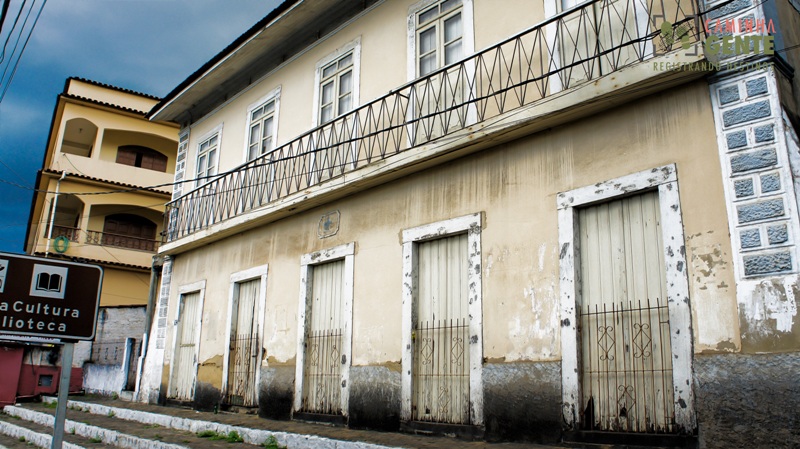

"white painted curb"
[0,418,83,449]
[3,405,187,449]
[42,398,399,449]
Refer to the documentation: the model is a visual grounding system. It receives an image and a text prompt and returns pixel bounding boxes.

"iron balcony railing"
[47,225,80,242]
[86,229,160,252]
[165,0,707,242]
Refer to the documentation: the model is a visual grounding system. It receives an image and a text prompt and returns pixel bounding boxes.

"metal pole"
[51,341,73,449]
[45,171,67,258]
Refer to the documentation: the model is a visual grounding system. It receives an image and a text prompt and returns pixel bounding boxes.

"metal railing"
[47,225,80,242]
[578,298,675,434]
[86,230,159,252]
[165,0,706,242]
[412,318,470,425]
[224,333,260,407]
[301,328,343,415]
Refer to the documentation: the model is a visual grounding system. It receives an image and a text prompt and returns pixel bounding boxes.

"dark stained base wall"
[259,365,295,420]
[694,352,800,449]
[193,382,221,412]
[348,366,401,431]
[254,361,562,443]
[483,361,562,443]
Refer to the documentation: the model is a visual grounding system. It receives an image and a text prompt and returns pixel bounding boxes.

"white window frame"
[243,87,281,163]
[293,242,356,416]
[556,164,696,434]
[400,213,483,426]
[312,38,361,127]
[194,124,223,187]
[406,0,474,82]
[166,280,206,401]
[221,265,269,405]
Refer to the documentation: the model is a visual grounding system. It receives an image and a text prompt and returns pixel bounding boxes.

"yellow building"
[139,0,800,446]
[25,78,178,395]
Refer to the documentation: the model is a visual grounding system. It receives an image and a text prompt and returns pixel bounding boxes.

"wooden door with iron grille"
[412,233,470,425]
[225,278,260,407]
[169,291,201,401]
[301,260,345,415]
[577,190,676,434]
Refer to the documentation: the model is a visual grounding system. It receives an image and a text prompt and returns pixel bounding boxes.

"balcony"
[44,225,159,268]
[86,230,159,252]
[164,0,712,245]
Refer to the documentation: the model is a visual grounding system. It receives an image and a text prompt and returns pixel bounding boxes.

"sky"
[0,0,281,254]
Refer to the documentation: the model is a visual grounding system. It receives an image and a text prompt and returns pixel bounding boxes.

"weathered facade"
[24,78,178,396]
[138,0,800,446]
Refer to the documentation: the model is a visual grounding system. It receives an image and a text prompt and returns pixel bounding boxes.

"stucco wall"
[180,0,549,182]
[158,80,745,439]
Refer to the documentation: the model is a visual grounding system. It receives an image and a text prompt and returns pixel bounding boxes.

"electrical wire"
[0,0,47,105]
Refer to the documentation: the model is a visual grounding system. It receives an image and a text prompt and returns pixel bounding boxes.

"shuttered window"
[116,145,168,172]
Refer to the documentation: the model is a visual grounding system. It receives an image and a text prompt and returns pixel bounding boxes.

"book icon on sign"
[30,264,68,299]
[35,272,63,293]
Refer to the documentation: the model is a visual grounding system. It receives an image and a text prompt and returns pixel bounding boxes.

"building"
[24,78,179,396]
[138,0,800,446]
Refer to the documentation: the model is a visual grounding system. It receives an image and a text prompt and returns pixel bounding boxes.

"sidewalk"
[18,395,568,449]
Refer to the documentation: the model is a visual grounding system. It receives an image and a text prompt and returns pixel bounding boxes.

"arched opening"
[44,194,84,243]
[61,118,98,157]
[101,214,158,251]
[116,145,168,172]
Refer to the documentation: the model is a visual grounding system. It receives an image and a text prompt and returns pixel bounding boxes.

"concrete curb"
[0,417,83,449]
[3,406,187,449]
[41,398,399,449]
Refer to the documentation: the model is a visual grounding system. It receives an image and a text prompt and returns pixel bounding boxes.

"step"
[0,409,116,449]
[2,406,186,449]
[39,397,397,449]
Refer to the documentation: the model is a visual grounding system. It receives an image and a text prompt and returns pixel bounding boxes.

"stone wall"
[694,352,800,448]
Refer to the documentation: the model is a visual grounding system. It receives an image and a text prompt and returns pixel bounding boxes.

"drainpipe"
[45,171,68,258]
[143,255,164,349]
[134,254,163,400]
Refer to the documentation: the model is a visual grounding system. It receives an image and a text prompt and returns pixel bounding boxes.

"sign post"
[0,252,103,449]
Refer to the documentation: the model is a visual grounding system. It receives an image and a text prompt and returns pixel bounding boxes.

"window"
[196,132,220,186]
[116,145,168,172]
[314,39,360,127]
[102,214,157,251]
[415,0,463,76]
[247,99,276,161]
[319,53,354,124]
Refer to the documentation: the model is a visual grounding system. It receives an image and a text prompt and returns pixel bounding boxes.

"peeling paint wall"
[157,80,739,433]
[709,66,800,354]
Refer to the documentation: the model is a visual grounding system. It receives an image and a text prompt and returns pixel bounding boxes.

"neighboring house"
[24,78,178,397]
[138,0,800,446]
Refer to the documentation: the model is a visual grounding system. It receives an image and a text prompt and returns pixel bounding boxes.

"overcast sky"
[0,0,280,253]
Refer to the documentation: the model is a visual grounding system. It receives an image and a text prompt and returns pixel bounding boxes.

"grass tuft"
[262,435,287,449]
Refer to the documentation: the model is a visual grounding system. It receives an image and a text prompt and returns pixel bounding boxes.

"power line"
[0,0,11,37]
[0,0,46,105]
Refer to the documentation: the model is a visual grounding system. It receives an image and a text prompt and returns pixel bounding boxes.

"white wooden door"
[301,260,345,414]
[413,233,470,424]
[577,190,675,433]
[169,291,201,401]
[225,279,260,407]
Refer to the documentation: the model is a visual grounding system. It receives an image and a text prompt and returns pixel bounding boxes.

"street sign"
[0,252,103,341]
